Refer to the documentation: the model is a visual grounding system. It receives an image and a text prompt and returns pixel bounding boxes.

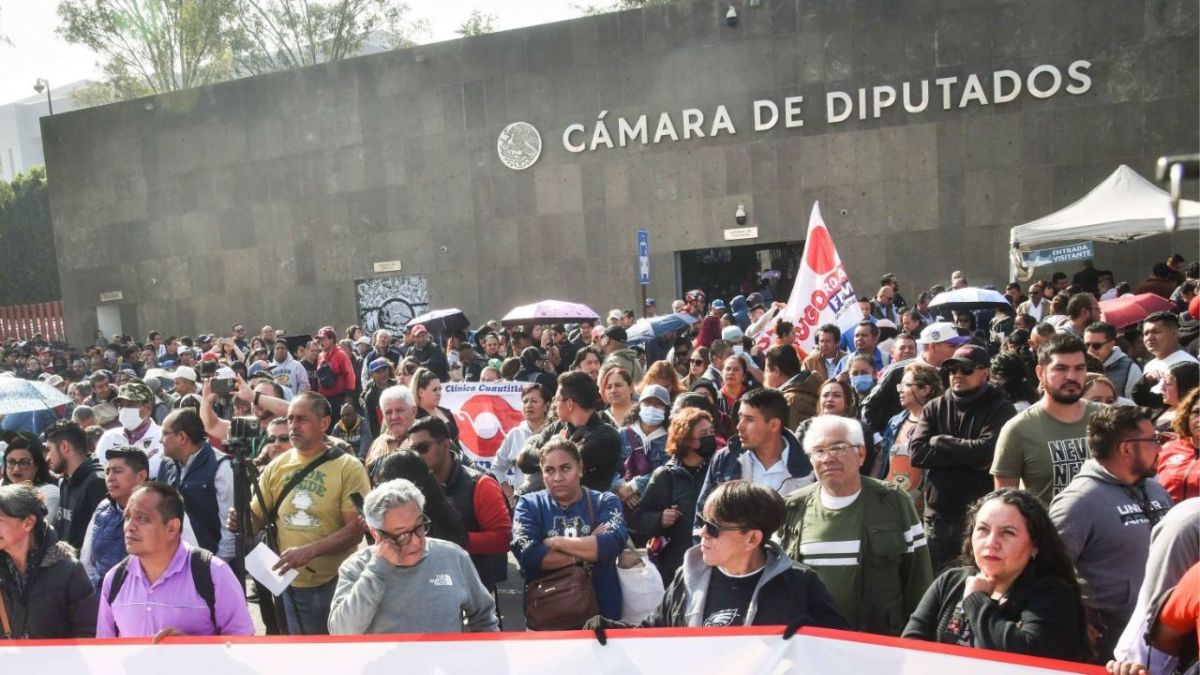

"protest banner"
[440,381,525,468]
[780,202,865,351]
[0,626,1104,674]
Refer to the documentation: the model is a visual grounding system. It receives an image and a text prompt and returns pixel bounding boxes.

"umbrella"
[1099,293,1175,329]
[407,308,471,335]
[626,312,699,344]
[501,300,600,327]
[928,287,1015,314]
[0,377,71,416]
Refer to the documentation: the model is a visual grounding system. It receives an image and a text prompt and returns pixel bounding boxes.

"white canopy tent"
[1009,164,1200,279]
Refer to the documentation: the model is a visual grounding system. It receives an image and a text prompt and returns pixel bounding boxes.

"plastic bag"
[617,548,664,624]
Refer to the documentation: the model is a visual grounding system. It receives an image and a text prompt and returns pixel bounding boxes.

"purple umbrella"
[501,300,601,327]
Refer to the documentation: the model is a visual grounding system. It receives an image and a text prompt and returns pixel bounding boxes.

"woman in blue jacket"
[512,438,627,624]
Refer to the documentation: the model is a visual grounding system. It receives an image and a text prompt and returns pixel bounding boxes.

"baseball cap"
[410,324,429,336]
[639,384,671,407]
[247,360,274,377]
[200,351,220,362]
[916,322,969,345]
[604,325,628,342]
[356,335,371,346]
[645,298,656,307]
[196,334,213,343]
[943,345,991,369]
[607,309,624,322]
[215,366,236,380]
[173,366,198,383]
[368,358,391,373]
[317,326,337,340]
[115,382,154,404]
[45,375,64,388]
[721,325,744,342]
[710,299,727,311]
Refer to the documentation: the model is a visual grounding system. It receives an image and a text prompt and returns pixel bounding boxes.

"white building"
[0,79,96,181]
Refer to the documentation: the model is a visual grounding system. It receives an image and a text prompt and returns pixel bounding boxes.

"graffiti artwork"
[355,275,429,334]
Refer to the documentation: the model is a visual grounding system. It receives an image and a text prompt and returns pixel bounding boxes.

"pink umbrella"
[1099,293,1176,329]
[501,300,601,327]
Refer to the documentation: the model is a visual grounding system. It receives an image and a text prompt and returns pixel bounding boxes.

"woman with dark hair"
[903,488,1091,662]
[2,433,60,524]
[718,354,755,426]
[375,450,469,550]
[598,366,635,427]
[991,351,1039,411]
[571,346,602,379]
[689,379,734,439]
[410,367,460,444]
[681,346,709,391]
[1153,362,1199,432]
[512,438,628,627]
[345,325,363,343]
[881,363,943,506]
[0,483,97,638]
[630,408,717,579]
[796,379,879,476]
[1156,386,1200,503]
[591,479,847,629]
[515,346,557,396]
[492,383,551,500]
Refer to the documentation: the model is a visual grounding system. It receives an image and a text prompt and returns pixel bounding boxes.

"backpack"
[316,361,337,389]
[107,548,217,637]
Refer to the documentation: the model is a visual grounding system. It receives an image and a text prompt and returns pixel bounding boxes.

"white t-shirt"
[96,422,165,480]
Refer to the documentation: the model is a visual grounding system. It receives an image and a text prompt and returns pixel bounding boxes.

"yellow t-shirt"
[251,446,369,587]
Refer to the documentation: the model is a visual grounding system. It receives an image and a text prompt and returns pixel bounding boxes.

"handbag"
[621,428,652,480]
[524,493,600,631]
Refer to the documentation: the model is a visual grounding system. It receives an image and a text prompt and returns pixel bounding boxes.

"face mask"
[732,345,744,356]
[696,435,717,459]
[639,406,666,426]
[850,374,874,394]
[118,407,145,431]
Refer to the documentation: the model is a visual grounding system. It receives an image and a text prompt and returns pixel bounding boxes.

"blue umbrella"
[0,377,72,416]
[626,313,698,344]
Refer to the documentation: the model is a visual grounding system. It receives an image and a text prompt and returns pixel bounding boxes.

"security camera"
[725,6,738,27]
[33,78,47,94]
[735,204,747,225]
[840,209,848,216]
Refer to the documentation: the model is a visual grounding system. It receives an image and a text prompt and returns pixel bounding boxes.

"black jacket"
[902,566,1087,662]
[54,456,108,550]
[629,458,708,580]
[519,412,622,492]
[909,385,1016,518]
[0,527,97,639]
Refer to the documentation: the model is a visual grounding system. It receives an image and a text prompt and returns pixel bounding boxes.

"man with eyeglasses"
[407,417,511,598]
[1050,405,1173,662]
[910,344,1016,574]
[328,478,498,634]
[992,334,1104,507]
[1084,321,1142,399]
[779,416,931,636]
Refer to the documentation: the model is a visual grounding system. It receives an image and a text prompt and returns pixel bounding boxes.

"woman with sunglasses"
[1,433,60,525]
[512,437,628,626]
[329,478,498,634]
[589,480,847,629]
[681,347,710,391]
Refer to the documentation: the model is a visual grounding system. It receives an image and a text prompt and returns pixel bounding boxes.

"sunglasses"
[689,359,706,365]
[1085,341,1111,350]
[944,365,978,376]
[266,435,289,443]
[696,515,744,539]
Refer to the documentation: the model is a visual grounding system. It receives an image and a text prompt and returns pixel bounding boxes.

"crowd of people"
[1,257,1198,673]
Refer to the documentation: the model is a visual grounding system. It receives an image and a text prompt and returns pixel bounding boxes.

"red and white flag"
[780,202,863,351]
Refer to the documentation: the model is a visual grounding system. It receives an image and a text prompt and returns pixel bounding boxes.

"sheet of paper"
[245,542,299,597]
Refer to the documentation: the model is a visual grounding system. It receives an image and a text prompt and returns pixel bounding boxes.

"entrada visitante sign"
[497,59,1093,169]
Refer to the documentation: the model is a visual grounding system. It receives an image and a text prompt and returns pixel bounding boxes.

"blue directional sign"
[637,229,650,285]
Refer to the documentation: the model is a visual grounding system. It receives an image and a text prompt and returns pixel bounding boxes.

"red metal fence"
[0,302,66,341]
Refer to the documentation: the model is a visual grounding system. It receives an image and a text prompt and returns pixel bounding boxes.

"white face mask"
[118,407,145,431]
[639,406,666,426]
[732,345,744,356]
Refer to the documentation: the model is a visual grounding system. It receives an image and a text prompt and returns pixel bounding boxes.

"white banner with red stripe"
[0,627,1103,674]
[440,381,525,468]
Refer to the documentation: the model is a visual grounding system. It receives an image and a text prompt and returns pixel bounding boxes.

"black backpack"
[106,548,217,637]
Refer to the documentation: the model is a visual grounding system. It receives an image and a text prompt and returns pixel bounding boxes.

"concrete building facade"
[42,0,1199,345]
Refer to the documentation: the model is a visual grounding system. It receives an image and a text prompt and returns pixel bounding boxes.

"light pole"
[33,78,52,115]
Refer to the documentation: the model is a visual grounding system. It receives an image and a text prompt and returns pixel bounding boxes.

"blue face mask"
[850,374,874,394]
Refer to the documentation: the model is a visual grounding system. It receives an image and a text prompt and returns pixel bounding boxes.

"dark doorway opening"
[677,241,804,306]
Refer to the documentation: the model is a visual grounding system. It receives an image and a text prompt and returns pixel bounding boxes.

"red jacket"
[1157,438,1200,504]
[317,348,355,398]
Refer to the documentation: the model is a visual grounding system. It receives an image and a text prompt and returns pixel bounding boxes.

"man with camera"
[229,392,370,635]
[200,375,289,457]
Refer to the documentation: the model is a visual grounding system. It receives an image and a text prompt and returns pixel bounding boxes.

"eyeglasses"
[944,365,978,376]
[696,515,744,539]
[896,382,919,393]
[1123,436,1164,448]
[5,458,34,469]
[266,435,289,443]
[689,359,706,365]
[805,441,857,459]
[377,515,432,547]
[1086,341,1111,350]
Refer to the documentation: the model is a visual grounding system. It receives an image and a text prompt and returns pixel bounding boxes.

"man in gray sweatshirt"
[328,479,498,635]
[1049,406,1173,663]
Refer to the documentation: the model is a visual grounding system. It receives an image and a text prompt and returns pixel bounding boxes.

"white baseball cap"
[173,366,198,383]
[916,322,969,345]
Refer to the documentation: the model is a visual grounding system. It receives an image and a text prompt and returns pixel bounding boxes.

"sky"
[0,1,587,105]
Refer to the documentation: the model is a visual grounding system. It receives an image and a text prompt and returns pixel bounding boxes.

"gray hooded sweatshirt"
[1048,459,1172,619]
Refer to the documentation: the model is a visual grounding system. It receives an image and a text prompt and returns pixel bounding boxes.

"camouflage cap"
[115,381,154,404]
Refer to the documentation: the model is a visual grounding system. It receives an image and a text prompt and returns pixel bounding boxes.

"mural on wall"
[356,275,429,334]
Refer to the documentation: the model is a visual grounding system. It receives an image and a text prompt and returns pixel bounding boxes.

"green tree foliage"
[0,167,60,305]
[58,0,239,104]
[455,9,496,37]
[229,0,426,76]
[573,0,676,16]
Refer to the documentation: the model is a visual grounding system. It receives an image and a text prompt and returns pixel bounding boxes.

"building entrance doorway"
[677,241,804,306]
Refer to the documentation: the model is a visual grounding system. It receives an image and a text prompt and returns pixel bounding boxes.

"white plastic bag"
[617,548,664,624]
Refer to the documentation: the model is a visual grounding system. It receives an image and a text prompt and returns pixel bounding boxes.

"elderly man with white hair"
[363,385,418,482]
[778,415,932,637]
[328,478,498,635]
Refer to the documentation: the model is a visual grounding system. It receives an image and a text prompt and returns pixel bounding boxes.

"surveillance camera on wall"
[726,6,738,27]
[735,204,747,225]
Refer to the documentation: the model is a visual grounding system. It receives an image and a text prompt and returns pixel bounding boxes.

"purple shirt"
[96,541,255,638]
